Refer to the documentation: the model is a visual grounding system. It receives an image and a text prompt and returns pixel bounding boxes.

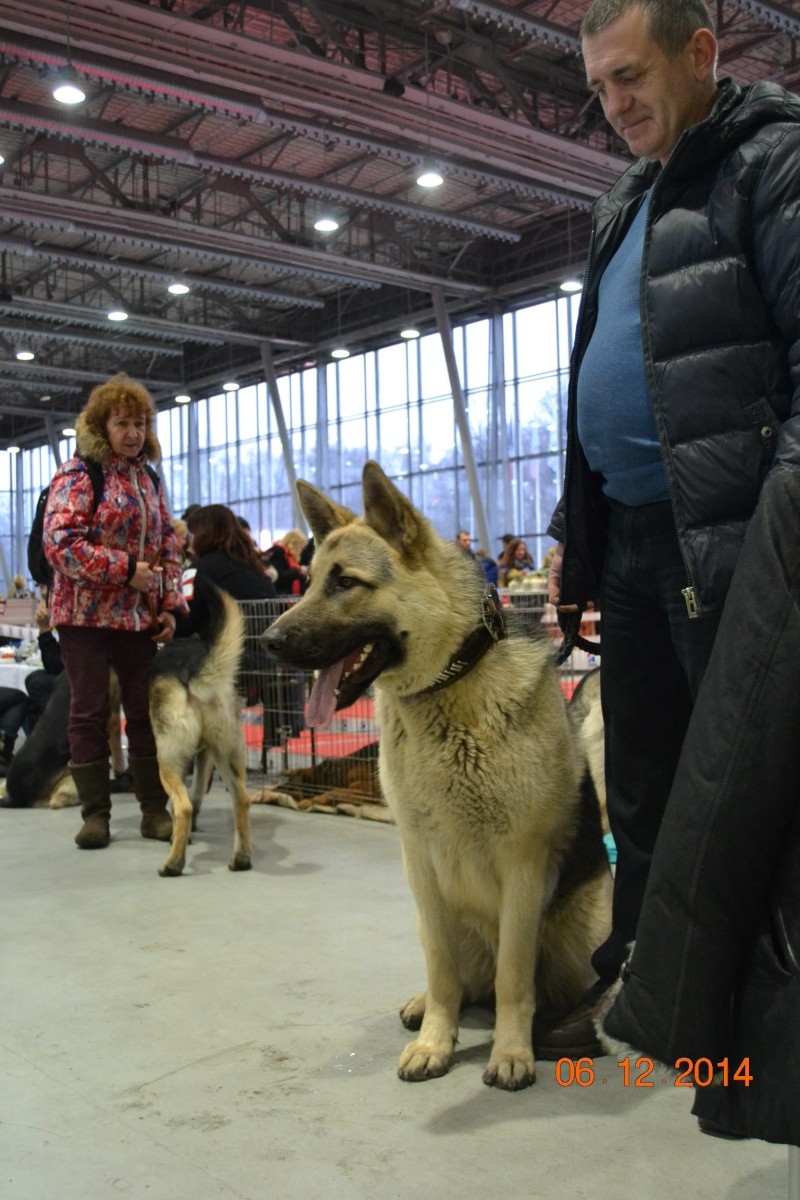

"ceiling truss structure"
[0,0,796,447]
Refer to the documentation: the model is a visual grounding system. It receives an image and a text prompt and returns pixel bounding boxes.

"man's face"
[583,6,716,165]
[457,532,472,551]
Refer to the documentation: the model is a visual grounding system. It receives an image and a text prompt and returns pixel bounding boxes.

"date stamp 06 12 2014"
[555,1057,753,1088]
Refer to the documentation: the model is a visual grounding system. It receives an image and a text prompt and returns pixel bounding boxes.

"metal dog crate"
[237,598,380,805]
[236,594,597,806]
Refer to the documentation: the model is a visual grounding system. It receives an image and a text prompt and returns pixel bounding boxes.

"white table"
[0,660,40,692]
[0,623,37,641]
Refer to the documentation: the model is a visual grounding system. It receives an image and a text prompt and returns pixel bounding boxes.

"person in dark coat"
[176,504,276,636]
[598,464,800,1148]
[542,0,800,1054]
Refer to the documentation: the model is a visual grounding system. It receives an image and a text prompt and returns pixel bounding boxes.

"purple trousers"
[58,626,158,764]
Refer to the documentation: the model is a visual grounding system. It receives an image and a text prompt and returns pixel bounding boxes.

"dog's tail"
[190,578,245,701]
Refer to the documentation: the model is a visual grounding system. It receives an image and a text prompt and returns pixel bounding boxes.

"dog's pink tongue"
[305,659,347,728]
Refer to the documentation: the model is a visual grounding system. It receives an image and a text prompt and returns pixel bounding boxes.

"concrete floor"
[0,785,790,1200]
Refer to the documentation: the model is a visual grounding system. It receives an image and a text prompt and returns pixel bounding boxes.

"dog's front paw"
[483,1050,536,1091]
[158,855,185,878]
[399,992,426,1030]
[398,1038,452,1081]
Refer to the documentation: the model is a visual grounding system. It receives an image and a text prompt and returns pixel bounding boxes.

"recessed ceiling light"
[15,348,34,361]
[168,281,191,295]
[331,347,350,359]
[560,278,583,294]
[107,309,128,322]
[400,326,420,340]
[416,164,444,188]
[40,395,51,402]
[222,380,239,392]
[175,393,192,404]
[61,427,77,437]
[314,216,339,233]
[0,154,5,167]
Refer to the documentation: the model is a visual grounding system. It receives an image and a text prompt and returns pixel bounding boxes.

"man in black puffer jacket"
[542,0,800,1054]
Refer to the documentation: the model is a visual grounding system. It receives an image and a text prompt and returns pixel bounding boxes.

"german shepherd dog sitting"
[1,582,254,878]
[263,462,611,1090]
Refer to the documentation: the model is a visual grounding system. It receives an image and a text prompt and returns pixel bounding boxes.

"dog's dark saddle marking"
[149,638,208,686]
[551,769,608,907]
[410,585,507,698]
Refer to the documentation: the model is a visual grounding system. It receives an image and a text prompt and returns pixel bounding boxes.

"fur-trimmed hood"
[75,410,161,465]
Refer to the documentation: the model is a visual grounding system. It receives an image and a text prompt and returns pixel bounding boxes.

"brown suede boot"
[71,759,112,849]
[131,756,173,841]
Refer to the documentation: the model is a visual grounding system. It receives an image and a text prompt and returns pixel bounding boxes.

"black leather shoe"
[535,999,605,1060]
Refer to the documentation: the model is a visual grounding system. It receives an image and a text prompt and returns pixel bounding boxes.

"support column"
[261,342,304,529]
[431,285,490,552]
[44,416,62,467]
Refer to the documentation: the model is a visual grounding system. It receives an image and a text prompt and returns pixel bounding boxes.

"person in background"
[174,503,276,636]
[0,687,29,776]
[23,592,64,723]
[455,530,475,559]
[545,0,800,1054]
[475,547,499,586]
[497,537,534,587]
[7,574,33,600]
[265,530,309,595]
[43,373,187,850]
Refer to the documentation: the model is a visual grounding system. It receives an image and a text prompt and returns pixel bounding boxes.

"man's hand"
[151,611,176,643]
[547,542,579,612]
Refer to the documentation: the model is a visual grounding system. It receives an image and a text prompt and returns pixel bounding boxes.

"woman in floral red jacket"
[43,374,187,850]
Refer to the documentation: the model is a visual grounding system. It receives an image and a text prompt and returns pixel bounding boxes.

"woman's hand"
[151,611,176,643]
[130,561,162,592]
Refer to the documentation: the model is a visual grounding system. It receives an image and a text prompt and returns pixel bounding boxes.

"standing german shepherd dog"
[263,462,611,1090]
[1,581,254,879]
[148,581,253,877]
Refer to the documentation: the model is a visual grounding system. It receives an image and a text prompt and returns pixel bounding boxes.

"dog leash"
[144,549,166,632]
[554,610,601,666]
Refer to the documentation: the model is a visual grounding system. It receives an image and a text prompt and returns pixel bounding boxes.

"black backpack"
[28,456,160,587]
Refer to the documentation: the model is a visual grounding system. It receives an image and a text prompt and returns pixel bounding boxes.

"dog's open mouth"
[306,641,392,727]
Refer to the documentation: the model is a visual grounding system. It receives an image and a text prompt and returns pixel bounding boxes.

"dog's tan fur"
[149,588,254,877]
[265,463,611,1090]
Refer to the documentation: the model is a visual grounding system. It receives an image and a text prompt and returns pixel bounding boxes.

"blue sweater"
[576,191,668,506]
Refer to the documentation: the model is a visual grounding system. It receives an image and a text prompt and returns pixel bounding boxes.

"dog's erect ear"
[296,480,355,545]
[361,461,429,562]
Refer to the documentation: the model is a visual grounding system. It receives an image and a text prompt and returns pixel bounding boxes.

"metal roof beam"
[0,190,487,297]
[0,231,325,311]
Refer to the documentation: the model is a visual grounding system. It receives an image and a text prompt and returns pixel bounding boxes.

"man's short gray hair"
[580,0,715,58]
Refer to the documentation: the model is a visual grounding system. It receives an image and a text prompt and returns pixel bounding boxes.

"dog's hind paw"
[228,852,252,872]
[398,1039,452,1081]
[483,1051,536,1091]
[399,992,426,1030]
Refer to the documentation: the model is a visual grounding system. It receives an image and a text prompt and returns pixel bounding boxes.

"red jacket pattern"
[44,451,187,632]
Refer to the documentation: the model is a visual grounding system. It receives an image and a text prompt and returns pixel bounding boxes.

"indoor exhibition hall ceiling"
[0,0,798,448]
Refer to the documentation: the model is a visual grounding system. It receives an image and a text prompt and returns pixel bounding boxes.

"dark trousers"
[592,499,723,984]
[25,669,60,716]
[0,687,29,738]
[58,627,158,765]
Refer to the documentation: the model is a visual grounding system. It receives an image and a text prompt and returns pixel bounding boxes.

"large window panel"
[421,397,456,469]
[3,294,579,581]
[464,319,489,393]
[418,333,451,402]
[377,405,410,477]
[514,303,560,380]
